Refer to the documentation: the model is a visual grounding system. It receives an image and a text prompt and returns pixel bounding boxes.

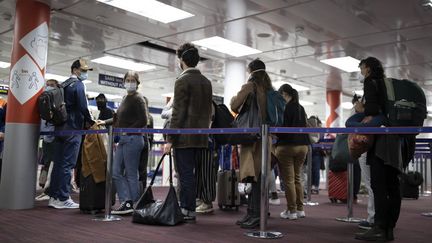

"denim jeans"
[174,148,202,212]
[311,153,322,188]
[49,134,82,201]
[113,135,144,203]
[345,112,386,127]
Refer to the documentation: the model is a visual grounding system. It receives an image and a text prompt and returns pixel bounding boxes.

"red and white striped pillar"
[0,0,50,209]
[325,68,343,137]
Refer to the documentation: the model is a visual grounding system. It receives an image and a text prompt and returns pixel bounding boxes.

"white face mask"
[124,82,137,92]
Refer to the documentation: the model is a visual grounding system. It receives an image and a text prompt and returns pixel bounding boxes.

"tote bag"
[132,153,184,226]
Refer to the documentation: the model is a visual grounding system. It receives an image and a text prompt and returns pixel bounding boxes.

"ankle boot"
[240,216,260,229]
[354,226,387,241]
[386,228,394,241]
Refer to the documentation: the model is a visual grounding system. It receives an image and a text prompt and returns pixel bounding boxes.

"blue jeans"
[311,153,322,188]
[49,134,82,201]
[174,148,201,212]
[345,112,386,127]
[113,135,144,203]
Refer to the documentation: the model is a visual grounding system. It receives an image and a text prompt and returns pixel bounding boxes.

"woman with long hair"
[230,59,273,228]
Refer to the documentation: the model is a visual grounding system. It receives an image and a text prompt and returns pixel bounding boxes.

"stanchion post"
[94,126,121,222]
[304,145,318,206]
[420,154,425,195]
[245,124,282,239]
[336,162,362,223]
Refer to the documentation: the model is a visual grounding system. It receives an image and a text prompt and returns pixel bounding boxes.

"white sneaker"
[196,203,213,214]
[49,198,79,209]
[297,210,306,218]
[280,210,298,220]
[269,198,281,205]
[35,193,50,201]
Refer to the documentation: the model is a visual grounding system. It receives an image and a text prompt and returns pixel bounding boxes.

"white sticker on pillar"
[19,22,49,70]
[9,54,44,104]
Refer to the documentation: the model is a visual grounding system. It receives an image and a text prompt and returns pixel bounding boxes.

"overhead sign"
[98,74,124,89]
[0,84,8,94]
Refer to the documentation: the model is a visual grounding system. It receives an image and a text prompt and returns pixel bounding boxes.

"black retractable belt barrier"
[335,162,363,223]
[94,126,121,222]
[244,124,283,239]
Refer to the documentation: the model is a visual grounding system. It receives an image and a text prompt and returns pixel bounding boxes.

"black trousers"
[369,155,401,229]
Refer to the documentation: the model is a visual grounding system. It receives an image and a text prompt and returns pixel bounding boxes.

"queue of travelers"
[30,51,414,242]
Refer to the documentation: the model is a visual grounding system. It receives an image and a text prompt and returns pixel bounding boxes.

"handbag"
[132,153,184,226]
[228,91,262,145]
[348,133,374,159]
[330,134,357,172]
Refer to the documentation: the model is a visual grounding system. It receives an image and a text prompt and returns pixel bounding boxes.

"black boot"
[386,228,394,241]
[236,209,252,225]
[240,216,260,229]
[354,226,388,241]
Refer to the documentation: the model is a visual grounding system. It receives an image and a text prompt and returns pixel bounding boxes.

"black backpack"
[211,101,234,145]
[383,78,427,127]
[38,79,75,125]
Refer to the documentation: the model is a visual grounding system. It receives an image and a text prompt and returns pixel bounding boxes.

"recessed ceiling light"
[97,0,194,24]
[192,36,262,57]
[272,81,310,92]
[320,56,361,73]
[91,55,155,72]
[0,61,10,68]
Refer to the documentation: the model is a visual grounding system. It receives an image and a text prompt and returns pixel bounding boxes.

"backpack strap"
[383,78,395,101]
[60,78,77,89]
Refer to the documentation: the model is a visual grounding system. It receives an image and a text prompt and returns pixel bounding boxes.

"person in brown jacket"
[164,43,213,221]
[230,59,273,229]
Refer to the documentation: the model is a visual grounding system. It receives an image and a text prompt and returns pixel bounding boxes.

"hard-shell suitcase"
[328,170,348,203]
[217,145,240,210]
[79,173,106,214]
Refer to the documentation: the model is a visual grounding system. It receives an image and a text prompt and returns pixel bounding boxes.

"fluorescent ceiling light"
[97,0,194,24]
[342,102,353,110]
[92,55,155,72]
[320,56,361,73]
[272,81,310,92]
[299,100,313,106]
[0,61,10,68]
[192,36,262,57]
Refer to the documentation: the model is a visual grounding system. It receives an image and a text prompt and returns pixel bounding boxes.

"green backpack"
[383,78,427,127]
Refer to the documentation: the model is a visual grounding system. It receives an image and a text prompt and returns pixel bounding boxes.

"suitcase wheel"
[329,198,337,203]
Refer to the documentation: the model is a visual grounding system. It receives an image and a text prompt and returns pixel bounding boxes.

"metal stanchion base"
[303,201,319,206]
[93,214,122,222]
[244,231,283,239]
[335,217,363,223]
[421,212,432,217]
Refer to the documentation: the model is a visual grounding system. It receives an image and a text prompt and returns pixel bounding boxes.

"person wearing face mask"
[353,57,414,242]
[163,43,213,222]
[48,59,95,209]
[98,71,147,215]
[35,79,59,201]
[95,93,114,121]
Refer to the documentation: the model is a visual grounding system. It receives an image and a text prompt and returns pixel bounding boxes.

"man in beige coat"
[164,43,213,221]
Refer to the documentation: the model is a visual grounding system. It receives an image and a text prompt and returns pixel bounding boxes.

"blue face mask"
[78,71,88,81]
[45,86,55,91]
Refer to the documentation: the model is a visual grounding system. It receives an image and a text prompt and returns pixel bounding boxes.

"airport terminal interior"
[1,0,432,242]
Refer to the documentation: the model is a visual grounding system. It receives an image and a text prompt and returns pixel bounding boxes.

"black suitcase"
[400,171,423,199]
[79,173,106,214]
[216,146,240,210]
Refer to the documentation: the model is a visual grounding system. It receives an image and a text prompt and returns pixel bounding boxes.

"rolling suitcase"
[328,170,348,203]
[79,173,106,214]
[217,145,240,210]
